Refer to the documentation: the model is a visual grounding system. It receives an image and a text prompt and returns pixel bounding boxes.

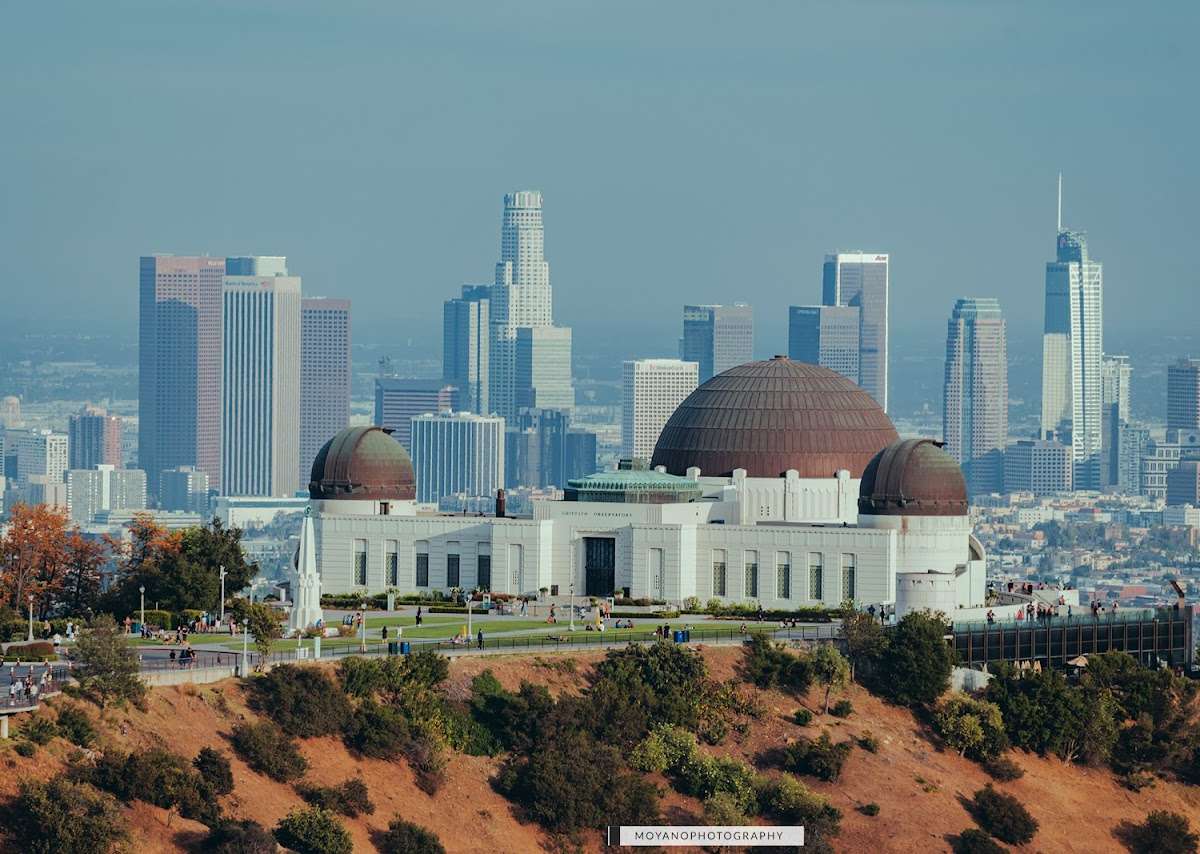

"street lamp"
[359,601,367,652]
[241,621,250,677]
[219,566,227,625]
[466,593,474,639]
[27,593,34,642]
[569,582,575,632]
[139,585,145,631]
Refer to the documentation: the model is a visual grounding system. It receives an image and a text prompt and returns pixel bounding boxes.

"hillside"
[2,646,1198,853]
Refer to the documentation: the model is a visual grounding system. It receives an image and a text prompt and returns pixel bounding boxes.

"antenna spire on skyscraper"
[1057,172,1063,232]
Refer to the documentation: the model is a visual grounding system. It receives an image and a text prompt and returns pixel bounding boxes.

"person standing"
[416,606,423,628]
[477,628,484,650]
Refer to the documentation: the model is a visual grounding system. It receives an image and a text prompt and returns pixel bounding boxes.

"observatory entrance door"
[584,537,616,597]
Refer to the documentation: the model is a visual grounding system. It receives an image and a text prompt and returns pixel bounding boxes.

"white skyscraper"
[1041,176,1104,489]
[488,191,573,420]
[222,272,302,497]
[410,412,505,504]
[1101,354,1132,423]
[943,298,1008,495]
[17,429,69,486]
[622,359,699,462]
[823,252,889,411]
[66,465,147,524]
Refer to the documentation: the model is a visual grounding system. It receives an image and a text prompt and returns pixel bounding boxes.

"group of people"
[6,666,54,704]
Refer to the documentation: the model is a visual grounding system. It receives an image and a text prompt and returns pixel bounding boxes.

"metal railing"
[953,606,1172,632]
[2,681,65,712]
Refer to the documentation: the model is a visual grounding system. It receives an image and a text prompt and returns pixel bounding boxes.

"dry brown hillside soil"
[0,646,1196,853]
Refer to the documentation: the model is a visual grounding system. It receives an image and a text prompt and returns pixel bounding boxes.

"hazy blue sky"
[2,1,1197,361]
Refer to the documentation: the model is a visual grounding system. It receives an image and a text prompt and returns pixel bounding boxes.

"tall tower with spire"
[1040,175,1104,489]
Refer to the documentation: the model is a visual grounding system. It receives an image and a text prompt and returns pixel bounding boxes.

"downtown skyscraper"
[443,285,490,414]
[680,304,753,383]
[943,298,1008,495]
[300,297,351,484]
[822,253,889,411]
[222,270,302,497]
[488,191,573,420]
[1040,177,1104,489]
[138,255,225,493]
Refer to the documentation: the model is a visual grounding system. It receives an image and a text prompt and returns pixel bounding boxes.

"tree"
[74,614,146,707]
[812,645,850,713]
[193,747,234,795]
[60,530,107,616]
[249,665,351,737]
[273,807,353,854]
[376,818,446,854]
[933,695,1008,761]
[970,784,1038,845]
[1121,811,1199,854]
[205,820,277,854]
[840,605,887,681]
[7,778,128,854]
[231,600,284,659]
[874,611,955,707]
[0,502,70,616]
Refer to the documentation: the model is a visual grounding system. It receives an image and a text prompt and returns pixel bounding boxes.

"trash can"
[387,641,399,655]
[400,641,411,655]
[672,630,685,643]
[683,630,691,643]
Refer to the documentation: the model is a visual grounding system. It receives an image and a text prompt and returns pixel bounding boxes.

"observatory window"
[841,553,857,601]
[416,541,430,588]
[447,543,461,588]
[808,553,823,602]
[744,550,759,598]
[353,539,368,587]
[385,540,398,587]
[776,551,791,600]
[712,549,727,597]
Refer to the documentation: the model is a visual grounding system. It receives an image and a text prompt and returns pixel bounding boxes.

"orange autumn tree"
[62,529,109,616]
[0,502,70,618]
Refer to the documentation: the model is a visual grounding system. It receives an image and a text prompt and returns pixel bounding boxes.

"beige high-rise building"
[943,298,1008,495]
[622,359,699,462]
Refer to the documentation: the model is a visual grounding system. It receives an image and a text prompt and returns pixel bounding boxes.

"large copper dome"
[309,426,416,501]
[649,357,899,478]
[857,438,968,516]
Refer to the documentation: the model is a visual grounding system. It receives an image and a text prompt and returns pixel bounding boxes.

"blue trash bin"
[400,641,411,655]
[672,630,685,643]
[683,630,691,642]
[387,641,399,655]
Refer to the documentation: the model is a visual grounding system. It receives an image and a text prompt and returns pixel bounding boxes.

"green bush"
[273,807,353,854]
[403,734,447,795]
[15,739,37,757]
[933,695,1008,761]
[296,778,375,817]
[344,699,410,760]
[78,747,221,826]
[703,791,748,825]
[194,747,234,795]
[7,778,128,854]
[73,614,146,708]
[759,775,841,844]
[981,754,1024,782]
[970,784,1038,845]
[22,714,58,745]
[741,635,812,695]
[952,828,1005,854]
[55,705,96,747]
[230,720,308,782]
[5,641,55,658]
[1121,810,1199,854]
[794,708,813,726]
[857,733,879,753]
[630,724,698,774]
[872,611,955,707]
[337,656,385,698]
[139,609,176,629]
[782,732,854,782]
[830,699,854,718]
[205,819,277,854]
[249,665,351,737]
[676,752,759,814]
[858,802,880,816]
[376,818,447,854]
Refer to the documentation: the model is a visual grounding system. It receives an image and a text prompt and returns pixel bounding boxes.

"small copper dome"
[858,438,968,516]
[309,426,415,501]
[649,357,899,478]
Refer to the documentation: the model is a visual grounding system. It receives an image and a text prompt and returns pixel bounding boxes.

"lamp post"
[467,594,474,639]
[27,593,34,642]
[569,582,575,632]
[241,621,249,677]
[219,566,227,625]
[359,601,367,652]
[139,585,146,631]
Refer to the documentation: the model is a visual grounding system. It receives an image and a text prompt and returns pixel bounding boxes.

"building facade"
[410,412,505,505]
[504,408,596,490]
[943,298,1008,495]
[823,252,889,410]
[1004,439,1073,495]
[68,405,123,471]
[622,359,699,462]
[300,298,351,485]
[680,304,753,383]
[442,285,490,415]
[16,430,69,486]
[787,305,859,383]
[515,326,573,413]
[67,465,147,524]
[374,378,458,450]
[222,274,302,497]
[159,465,210,513]
[1168,357,1200,432]
[138,255,226,493]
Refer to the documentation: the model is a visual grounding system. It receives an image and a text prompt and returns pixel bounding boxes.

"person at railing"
[986,610,995,625]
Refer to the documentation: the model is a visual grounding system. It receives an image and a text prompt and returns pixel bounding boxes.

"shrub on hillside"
[73,614,146,708]
[951,828,1005,854]
[230,720,308,782]
[933,695,1008,761]
[273,807,353,854]
[1120,810,1200,854]
[741,635,813,695]
[871,611,955,707]
[54,704,96,747]
[759,775,841,845]
[703,791,748,825]
[296,778,375,817]
[469,676,554,754]
[630,724,698,774]
[970,784,1038,845]
[14,739,37,757]
[857,732,879,753]
[781,732,854,782]
[337,656,385,698]
[794,707,813,726]
[249,665,351,737]
[858,802,880,816]
[830,699,854,718]
[78,747,221,826]
[21,715,57,745]
[676,752,759,814]
[981,754,1024,782]
[376,818,447,854]
[586,641,710,745]
[7,778,128,854]
[193,747,234,796]
[403,734,448,795]
[205,819,277,854]
[343,699,410,760]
